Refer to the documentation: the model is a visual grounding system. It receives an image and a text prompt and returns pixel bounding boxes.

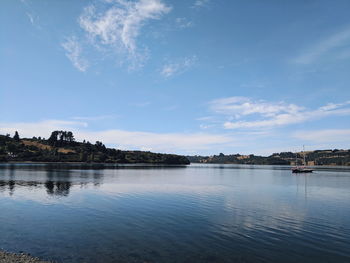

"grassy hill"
[0,131,190,165]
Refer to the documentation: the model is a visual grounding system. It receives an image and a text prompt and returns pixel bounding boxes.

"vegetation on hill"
[187,150,350,166]
[0,131,190,165]
[2,130,348,166]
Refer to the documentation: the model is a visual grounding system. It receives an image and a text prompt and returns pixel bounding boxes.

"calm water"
[0,164,350,263]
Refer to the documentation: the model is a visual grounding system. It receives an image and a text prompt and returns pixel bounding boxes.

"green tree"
[13,131,20,141]
[48,131,59,146]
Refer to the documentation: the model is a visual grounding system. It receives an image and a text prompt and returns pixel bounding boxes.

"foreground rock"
[0,251,51,263]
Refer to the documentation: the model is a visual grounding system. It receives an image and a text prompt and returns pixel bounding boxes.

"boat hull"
[292,168,313,173]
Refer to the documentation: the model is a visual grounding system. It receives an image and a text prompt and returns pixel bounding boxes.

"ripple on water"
[0,164,350,263]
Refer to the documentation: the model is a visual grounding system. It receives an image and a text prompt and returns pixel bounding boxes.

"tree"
[95,141,106,152]
[48,131,59,146]
[6,142,18,153]
[67,131,74,142]
[48,130,75,146]
[13,131,20,141]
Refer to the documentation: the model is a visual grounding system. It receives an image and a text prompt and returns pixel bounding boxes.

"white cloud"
[26,12,35,25]
[209,97,350,130]
[199,124,214,130]
[79,0,171,69]
[0,120,88,139]
[70,115,115,121]
[20,0,41,28]
[175,17,193,29]
[161,56,197,78]
[0,119,233,154]
[78,129,232,153]
[293,27,350,64]
[210,97,303,118]
[61,37,89,72]
[192,0,210,8]
[294,129,350,143]
[196,116,214,121]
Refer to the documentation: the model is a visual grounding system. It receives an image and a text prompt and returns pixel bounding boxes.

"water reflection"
[0,164,106,196]
[0,163,188,197]
[0,164,350,263]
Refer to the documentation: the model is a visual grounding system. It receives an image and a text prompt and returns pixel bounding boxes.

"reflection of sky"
[1,164,350,205]
[0,164,350,262]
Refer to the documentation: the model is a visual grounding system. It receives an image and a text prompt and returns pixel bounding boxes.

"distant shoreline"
[1,161,350,168]
[187,149,350,166]
[0,161,189,165]
[189,162,349,166]
[2,133,349,166]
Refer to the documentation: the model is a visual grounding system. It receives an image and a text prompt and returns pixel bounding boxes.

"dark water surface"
[0,163,350,263]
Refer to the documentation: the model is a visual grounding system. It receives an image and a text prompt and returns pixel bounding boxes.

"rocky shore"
[0,251,51,263]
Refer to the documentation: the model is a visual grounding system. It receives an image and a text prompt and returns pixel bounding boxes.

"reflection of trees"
[0,164,36,196]
[8,164,15,195]
[45,168,72,196]
[93,170,102,186]
[0,164,18,195]
[0,180,6,192]
[45,180,71,196]
[0,164,106,196]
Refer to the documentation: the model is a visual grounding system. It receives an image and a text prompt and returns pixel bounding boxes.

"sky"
[1,0,350,156]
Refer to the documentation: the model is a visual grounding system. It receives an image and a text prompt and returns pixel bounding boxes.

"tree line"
[0,130,190,164]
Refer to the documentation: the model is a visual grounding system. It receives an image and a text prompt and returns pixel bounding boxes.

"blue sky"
[1,0,350,155]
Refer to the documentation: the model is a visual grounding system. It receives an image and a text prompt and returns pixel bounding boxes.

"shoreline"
[0,250,51,263]
[0,161,190,165]
[0,161,348,167]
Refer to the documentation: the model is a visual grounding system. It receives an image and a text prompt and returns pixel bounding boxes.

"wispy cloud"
[161,56,197,78]
[293,27,350,64]
[294,129,350,143]
[78,0,171,69]
[199,124,214,130]
[0,119,233,154]
[0,120,87,138]
[192,0,210,8]
[210,97,303,118]
[175,17,193,29]
[208,97,350,130]
[26,12,35,25]
[196,116,214,121]
[61,37,89,72]
[71,115,115,121]
[20,0,41,28]
[80,130,232,153]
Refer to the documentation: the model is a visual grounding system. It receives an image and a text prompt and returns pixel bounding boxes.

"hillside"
[187,150,350,166]
[0,131,190,165]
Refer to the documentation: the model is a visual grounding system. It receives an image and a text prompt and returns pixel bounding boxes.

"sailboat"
[292,146,313,173]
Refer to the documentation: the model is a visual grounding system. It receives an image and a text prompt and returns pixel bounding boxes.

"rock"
[0,250,52,263]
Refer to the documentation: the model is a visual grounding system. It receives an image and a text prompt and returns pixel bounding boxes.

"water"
[0,163,350,263]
